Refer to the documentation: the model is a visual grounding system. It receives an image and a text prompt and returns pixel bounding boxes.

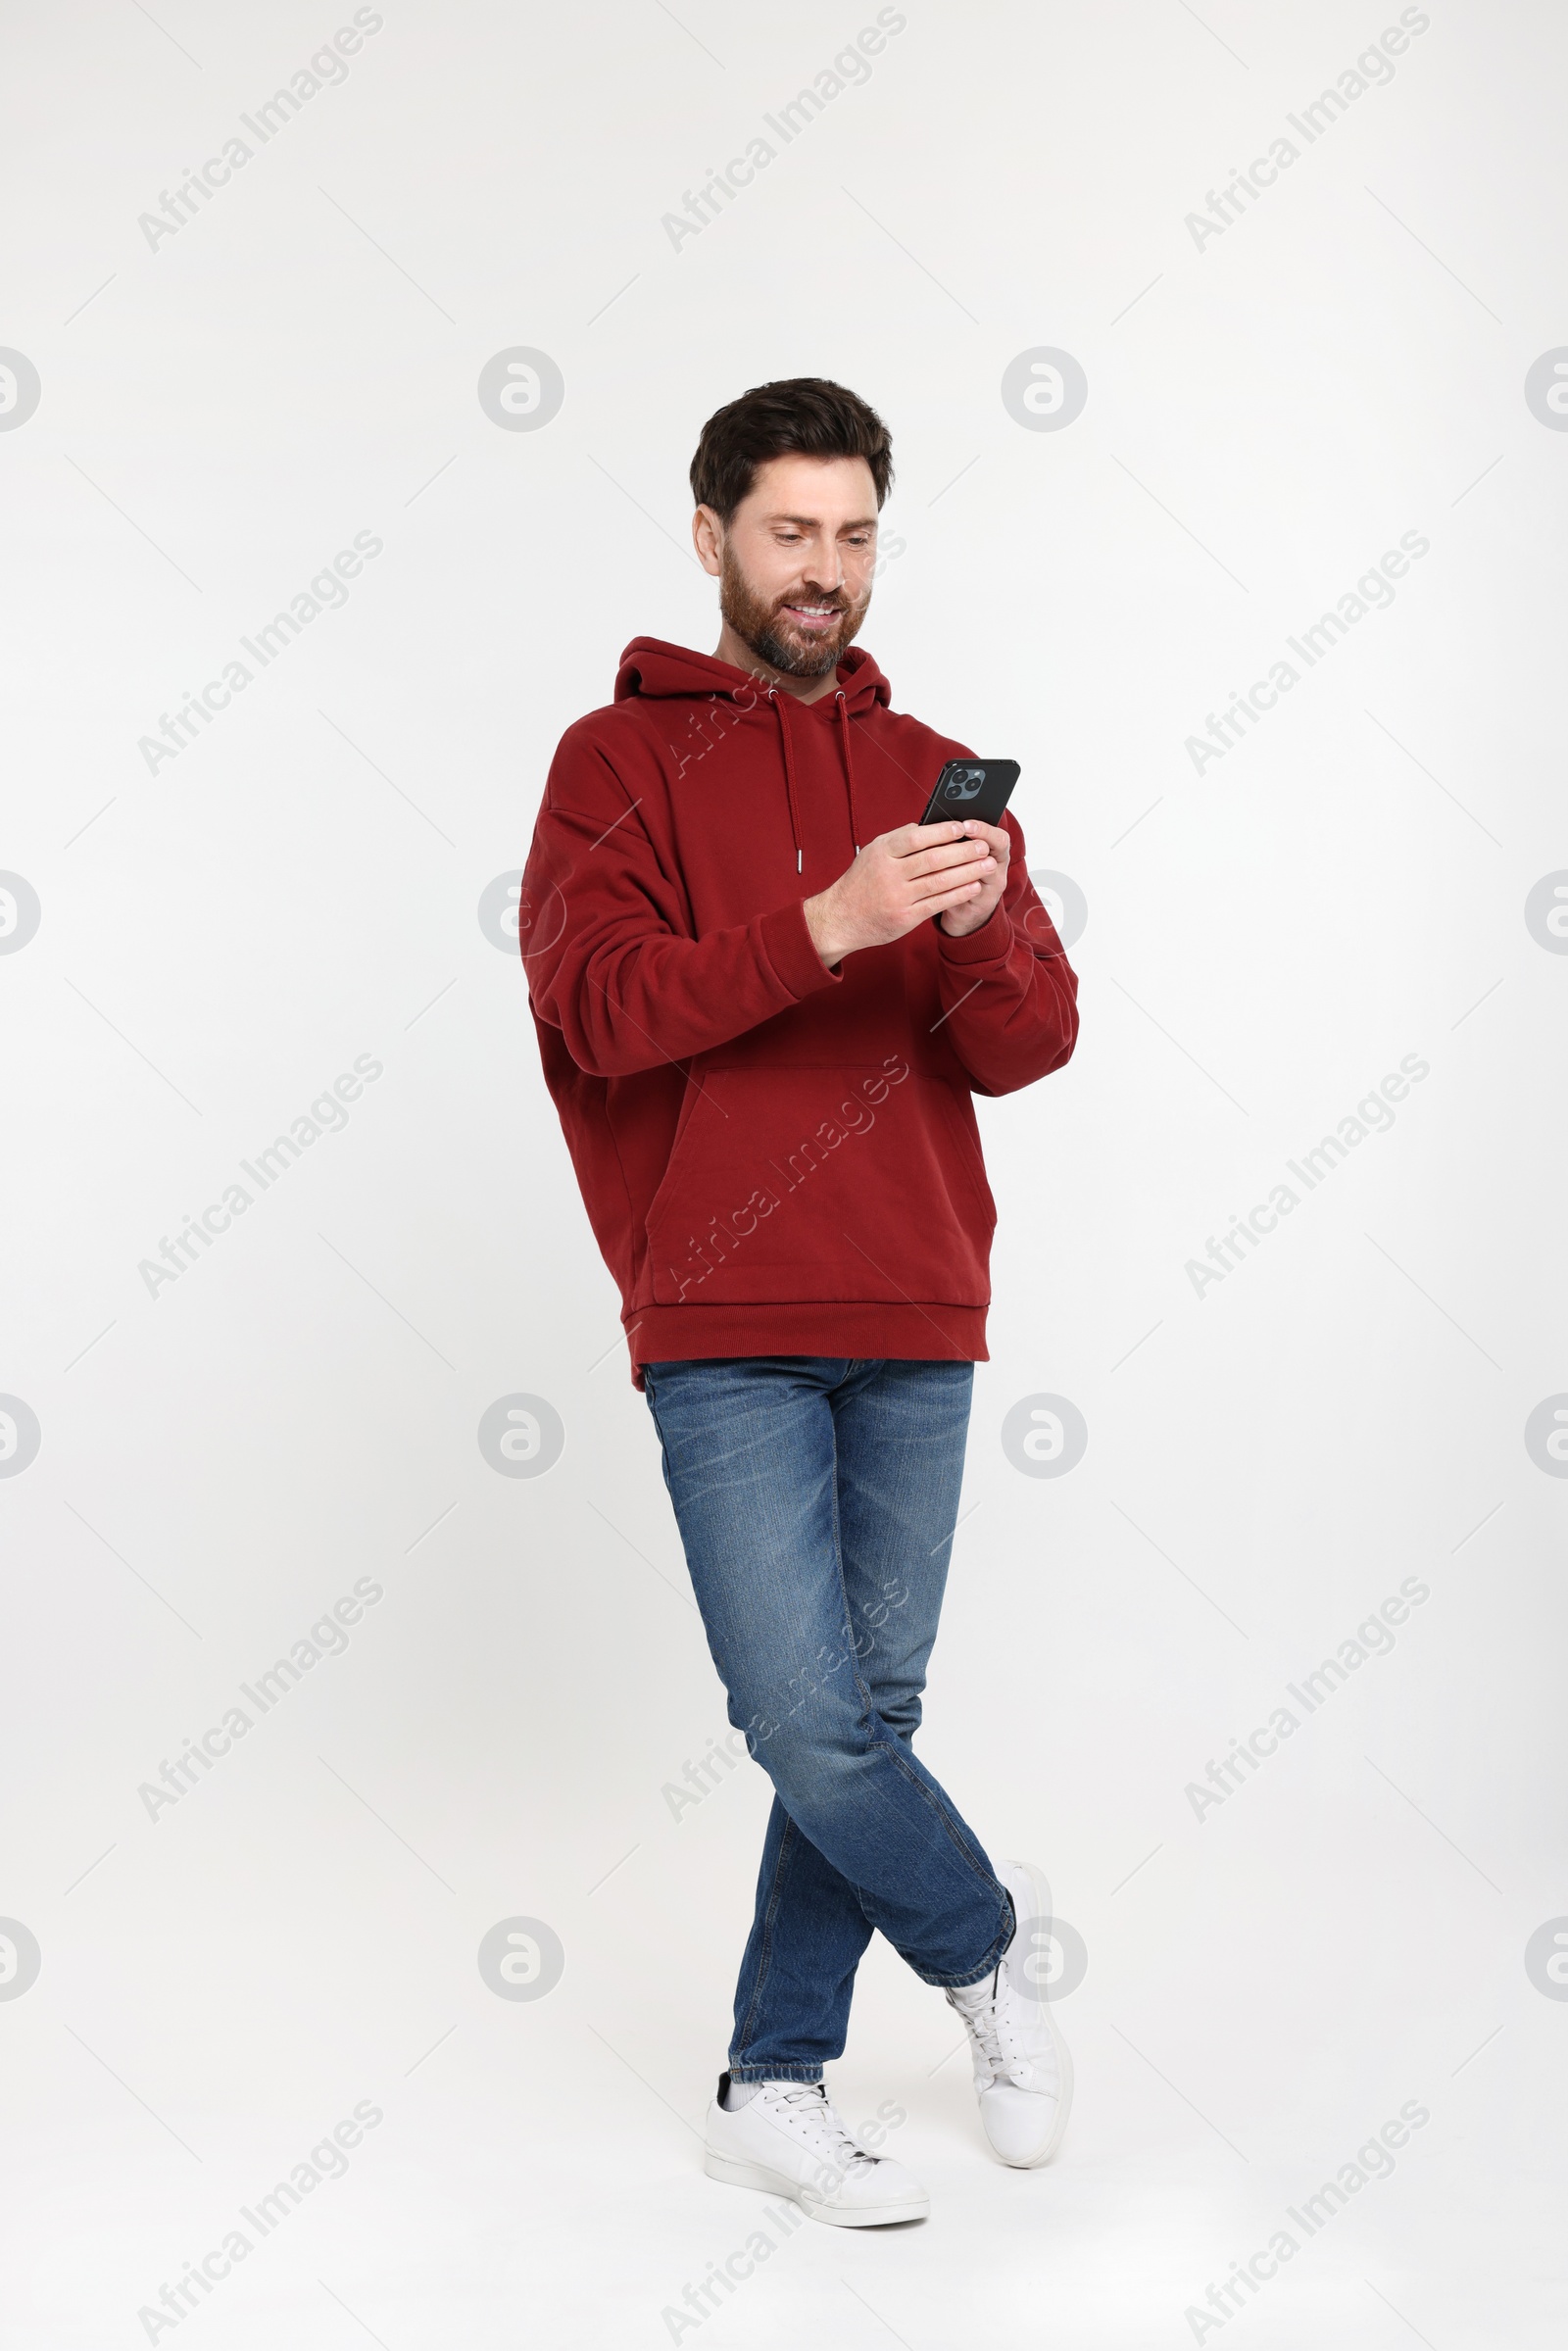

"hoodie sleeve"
[522,730,840,1078]
[931,811,1080,1097]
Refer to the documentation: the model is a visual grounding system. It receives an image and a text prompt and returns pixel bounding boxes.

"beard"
[718,546,868,678]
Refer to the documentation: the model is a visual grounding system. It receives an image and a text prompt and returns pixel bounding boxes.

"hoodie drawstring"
[766,685,862,873]
[767,689,806,873]
[835,689,862,855]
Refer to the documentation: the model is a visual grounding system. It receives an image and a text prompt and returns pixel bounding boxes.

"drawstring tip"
[797,851,803,872]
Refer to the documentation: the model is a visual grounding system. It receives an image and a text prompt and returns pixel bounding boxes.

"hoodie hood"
[613,637,891,873]
[613,636,891,712]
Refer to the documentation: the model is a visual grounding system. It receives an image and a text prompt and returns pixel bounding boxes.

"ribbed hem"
[627,1302,987,1389]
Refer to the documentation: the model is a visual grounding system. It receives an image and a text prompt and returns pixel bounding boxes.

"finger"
[906,867,995,907]
[958,819,1010,853]
[892,881,984,936]
[890,821,969,855]
[906,834,995,869]
[907,871,992,913]
[905,844,996,884]
[903,880,987,926]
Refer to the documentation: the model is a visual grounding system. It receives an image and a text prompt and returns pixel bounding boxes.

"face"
[696,453,879,677]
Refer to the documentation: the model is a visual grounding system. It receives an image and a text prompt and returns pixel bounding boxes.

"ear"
[693,504,724,578]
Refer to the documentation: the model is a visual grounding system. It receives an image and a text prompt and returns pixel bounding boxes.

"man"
[522,378,1080,2225]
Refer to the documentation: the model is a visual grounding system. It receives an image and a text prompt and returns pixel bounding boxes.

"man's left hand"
[939,819,1009,937]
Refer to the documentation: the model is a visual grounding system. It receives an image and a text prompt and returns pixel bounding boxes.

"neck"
[712,620,842,705]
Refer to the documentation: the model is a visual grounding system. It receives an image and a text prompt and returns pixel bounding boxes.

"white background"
[3,1,1565,2344]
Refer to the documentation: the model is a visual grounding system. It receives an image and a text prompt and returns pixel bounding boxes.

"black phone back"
[919,759,1020,828]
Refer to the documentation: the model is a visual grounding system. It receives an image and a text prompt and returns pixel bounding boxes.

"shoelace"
[949,1969,1010,2083]
[766,2082,877,2177]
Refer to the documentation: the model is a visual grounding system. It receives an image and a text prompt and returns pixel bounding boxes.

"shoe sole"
[703,2149,929,2226]
[996,1856,1076,2168]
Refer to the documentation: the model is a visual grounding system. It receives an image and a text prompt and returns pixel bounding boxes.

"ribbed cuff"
[758,896,844,998]
[937,905,1013,963]
[727,2063,825,2083]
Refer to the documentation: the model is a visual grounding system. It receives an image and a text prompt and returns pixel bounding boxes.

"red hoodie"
[522,638,1079,1386]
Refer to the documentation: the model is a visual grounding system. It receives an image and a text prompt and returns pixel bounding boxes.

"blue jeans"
[642,1355,1012,2082]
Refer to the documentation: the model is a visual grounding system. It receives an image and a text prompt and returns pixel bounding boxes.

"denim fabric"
[642,1355,1012,2082]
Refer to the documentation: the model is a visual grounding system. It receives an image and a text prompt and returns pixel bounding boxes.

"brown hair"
[690,377,894,521]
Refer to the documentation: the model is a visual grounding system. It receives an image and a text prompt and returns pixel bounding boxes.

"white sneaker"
[704,2077,929,2227]
[946,1857,1074,2167]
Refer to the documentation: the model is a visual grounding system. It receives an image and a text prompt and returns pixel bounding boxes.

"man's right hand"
[804,822,997,968]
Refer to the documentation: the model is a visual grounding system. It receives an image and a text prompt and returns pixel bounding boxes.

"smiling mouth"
[779,602,846,632]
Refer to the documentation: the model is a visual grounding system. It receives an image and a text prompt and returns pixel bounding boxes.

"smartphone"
[918,759,1020,828]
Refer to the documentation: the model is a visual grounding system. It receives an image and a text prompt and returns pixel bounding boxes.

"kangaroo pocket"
[642,1062,996,1309]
